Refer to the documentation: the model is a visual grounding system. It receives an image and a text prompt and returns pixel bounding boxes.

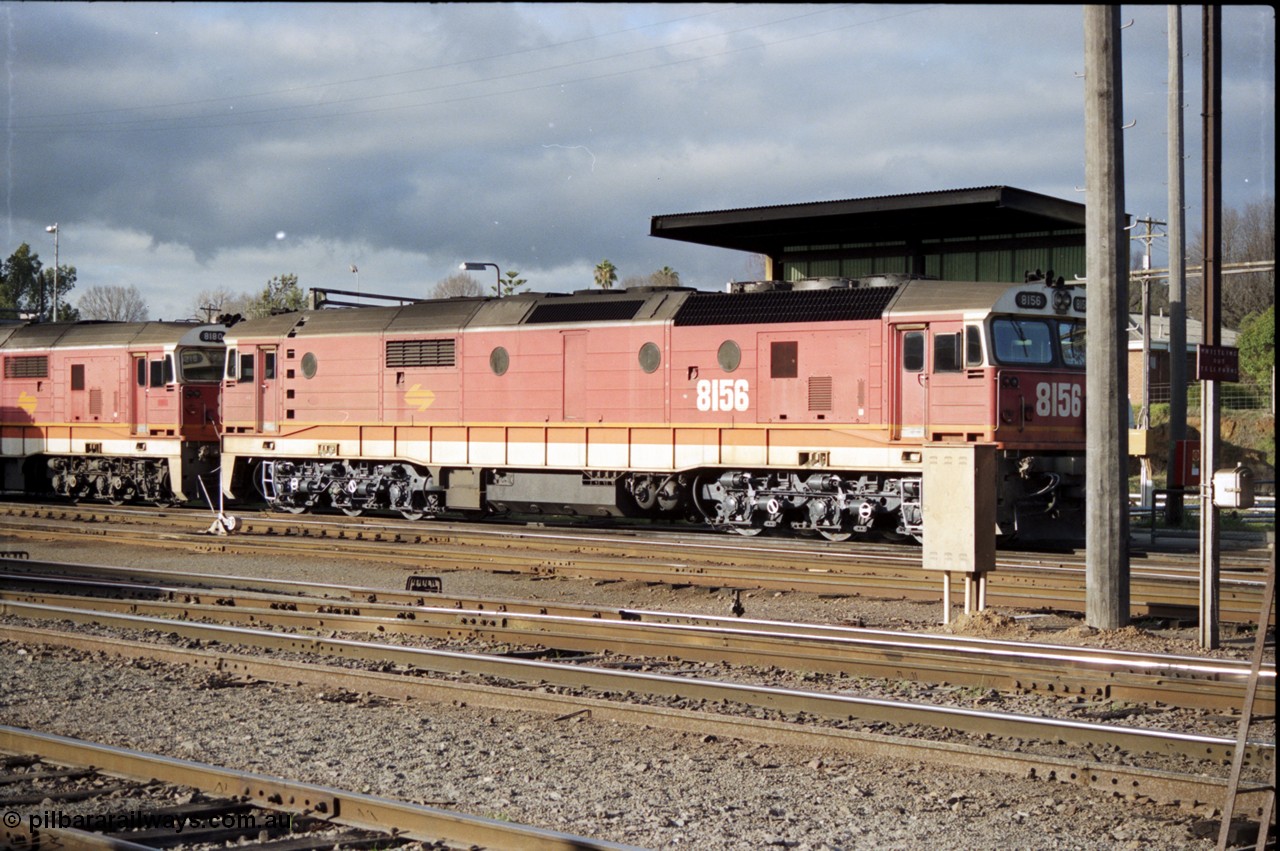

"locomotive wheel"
[274,505,308,515]
[399,510,426,521]
[819,529,853,542]
[341,507,365,517]
[728,525,763,537]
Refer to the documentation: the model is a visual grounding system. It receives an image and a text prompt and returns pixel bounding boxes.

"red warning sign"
[1196,344,1239,382]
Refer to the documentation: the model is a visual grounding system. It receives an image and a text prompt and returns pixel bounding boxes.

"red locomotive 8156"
[218,273,1086,542]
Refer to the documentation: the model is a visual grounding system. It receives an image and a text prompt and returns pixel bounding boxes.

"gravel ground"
[1,534,1271,850]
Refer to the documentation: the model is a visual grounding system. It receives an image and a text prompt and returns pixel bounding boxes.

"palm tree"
[594,259,617,290]
[653,266,680,287]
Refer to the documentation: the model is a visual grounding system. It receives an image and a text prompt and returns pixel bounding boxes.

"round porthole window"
[490,346,510,376]
[638,342,661,374]
[301,352,318,379]
[717,340,741,373]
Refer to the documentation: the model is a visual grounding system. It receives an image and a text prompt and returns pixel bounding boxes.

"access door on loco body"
[131,355,147,435]
[562,332,587,421]
[252,346,279,432]
[132,352,177,435]
[894,325,929,439]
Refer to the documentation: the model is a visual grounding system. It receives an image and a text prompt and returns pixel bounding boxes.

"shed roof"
[649,186,1087,254]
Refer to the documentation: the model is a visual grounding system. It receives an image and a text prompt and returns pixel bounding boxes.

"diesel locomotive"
[0,319,227,505]
[216,273,1088,541]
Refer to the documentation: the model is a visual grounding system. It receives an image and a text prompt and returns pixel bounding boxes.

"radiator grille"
[4,355,48,378]
[673,287,897,327]
[526,299,645,324]
[808,376,833,411]
[385,338,456,368]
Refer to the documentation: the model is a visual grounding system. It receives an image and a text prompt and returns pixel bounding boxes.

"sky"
[3,3,1274,321]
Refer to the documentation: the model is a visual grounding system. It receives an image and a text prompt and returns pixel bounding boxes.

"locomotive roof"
[224,287,695,339]
[222,276,1082,341]
[887,279,1022,317]
[0,320,221,350]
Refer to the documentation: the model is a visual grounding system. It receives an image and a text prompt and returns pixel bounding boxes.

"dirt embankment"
[1138,410,1275,486]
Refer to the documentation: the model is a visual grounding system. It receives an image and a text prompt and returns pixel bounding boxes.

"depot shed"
[650,185,1087,285]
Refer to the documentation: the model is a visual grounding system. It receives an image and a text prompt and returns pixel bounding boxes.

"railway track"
[0,560,1272,715]
[1,726,636,849]
[2,547,1273,844]
[0,503,1272,624]
[0,613,1268,820]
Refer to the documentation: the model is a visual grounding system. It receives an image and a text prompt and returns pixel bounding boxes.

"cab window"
[179,347,227,383]
[991,319,1053,365]
[1058,320,1086,368]
[965,325,984,367]
[933,333,962,372]
[903,331,925,372]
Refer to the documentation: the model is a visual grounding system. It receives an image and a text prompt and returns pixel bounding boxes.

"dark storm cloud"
[2,3,1272,319]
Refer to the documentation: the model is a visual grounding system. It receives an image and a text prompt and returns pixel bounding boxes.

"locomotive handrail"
[306,287,426,309]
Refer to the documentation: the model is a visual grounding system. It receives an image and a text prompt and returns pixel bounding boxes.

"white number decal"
[696,378,749,412]
[1035,381,1081,418]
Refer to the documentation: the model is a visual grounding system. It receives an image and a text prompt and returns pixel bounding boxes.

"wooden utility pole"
[1083,5,1130,629]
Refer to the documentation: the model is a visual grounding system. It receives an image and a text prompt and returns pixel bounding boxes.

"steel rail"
[0,559,1267,679]
[4,562,1270,686]
[1,601,1271,771]
[2,502,1268,577]
[0,509,1271,622]
[0,725,638,850]
[1,577,1271,715]
[0,624,1251,816]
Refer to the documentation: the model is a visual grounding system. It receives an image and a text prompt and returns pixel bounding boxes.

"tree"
[77,284,149,321]
[245,273,305,318]
[189,286,253,322]
[594,259,617,290]
[1187,198,1275,328]
[1,243,79,320]
[497,270,528,297]
[652,266,680,288]
[431,272,483,299]
[1237,305,1274,386]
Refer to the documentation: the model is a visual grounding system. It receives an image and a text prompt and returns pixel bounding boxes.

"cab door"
[895,326,928,439]
[256,347,278,432]
[131,355,147,434]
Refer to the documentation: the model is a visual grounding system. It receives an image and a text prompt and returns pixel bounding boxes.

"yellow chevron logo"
[17,391,37,417]
[405,384,435,412]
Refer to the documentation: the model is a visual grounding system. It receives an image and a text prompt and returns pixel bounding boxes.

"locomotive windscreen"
[672,287,899,327]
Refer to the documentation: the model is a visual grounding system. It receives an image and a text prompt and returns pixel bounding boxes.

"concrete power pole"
[1083,5,1130,630]
[1165,5,1188,527]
